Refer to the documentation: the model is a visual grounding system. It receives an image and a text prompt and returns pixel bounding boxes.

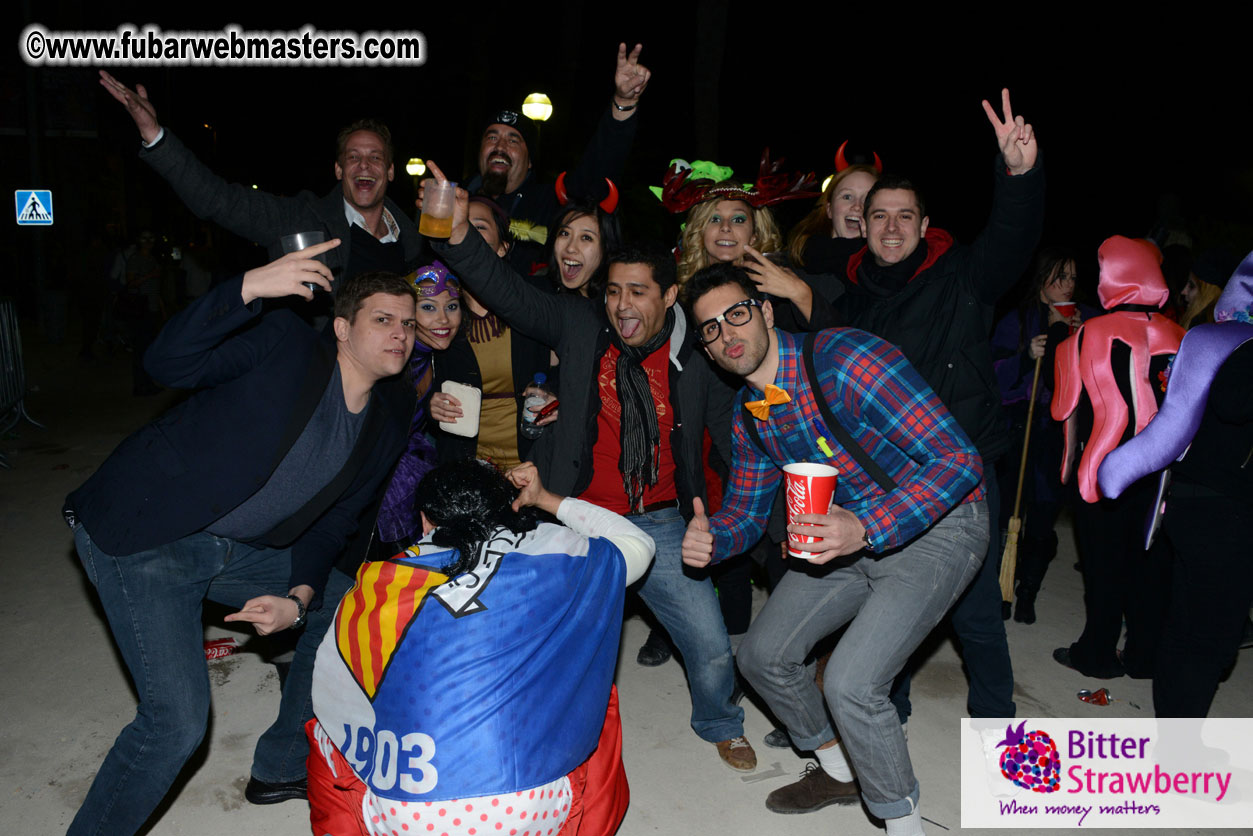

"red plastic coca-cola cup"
[783,462,839,558]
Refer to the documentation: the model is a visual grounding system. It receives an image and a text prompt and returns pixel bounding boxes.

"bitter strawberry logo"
[996,721,1061,793]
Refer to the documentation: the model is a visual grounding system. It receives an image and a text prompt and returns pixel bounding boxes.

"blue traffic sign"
[15,190,53,225]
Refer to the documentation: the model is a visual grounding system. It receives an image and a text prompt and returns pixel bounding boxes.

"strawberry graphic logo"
[996,721,1061,793]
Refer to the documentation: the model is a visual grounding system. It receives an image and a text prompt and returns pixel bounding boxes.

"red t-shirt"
[580,344,678,514]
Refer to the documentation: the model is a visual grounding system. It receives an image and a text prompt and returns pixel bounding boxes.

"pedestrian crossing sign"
[15,190,53,226]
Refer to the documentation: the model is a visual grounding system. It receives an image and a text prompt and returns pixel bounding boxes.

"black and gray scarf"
[609,307,676,509]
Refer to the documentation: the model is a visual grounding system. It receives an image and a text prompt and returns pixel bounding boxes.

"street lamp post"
[521,93,552,172]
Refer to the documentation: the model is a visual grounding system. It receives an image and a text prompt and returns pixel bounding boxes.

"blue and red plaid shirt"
[711,328,985,559]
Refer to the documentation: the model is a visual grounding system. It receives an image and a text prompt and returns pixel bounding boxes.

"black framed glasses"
[696,299,762,345]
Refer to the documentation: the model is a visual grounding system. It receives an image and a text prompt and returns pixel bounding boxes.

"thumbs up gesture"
[681,497,715,568]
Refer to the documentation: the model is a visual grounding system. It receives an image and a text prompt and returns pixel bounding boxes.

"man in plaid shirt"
[681,263,988,836]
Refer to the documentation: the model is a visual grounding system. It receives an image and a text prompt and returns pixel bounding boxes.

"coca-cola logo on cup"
[787,478,807,520]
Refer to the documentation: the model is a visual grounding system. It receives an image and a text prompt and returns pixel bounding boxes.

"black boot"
[1014,580,1039,624]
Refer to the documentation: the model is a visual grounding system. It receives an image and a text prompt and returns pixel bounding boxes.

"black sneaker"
[636,627,673,667]
[763,727,791,749]
[1052,646,1124,679]
[244,776,308,805]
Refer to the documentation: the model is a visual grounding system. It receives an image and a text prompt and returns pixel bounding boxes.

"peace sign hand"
[981,88,1037,175]
[612,43,650,115]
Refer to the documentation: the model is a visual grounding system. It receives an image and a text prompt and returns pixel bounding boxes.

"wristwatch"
[862,531,874,553]
[286,594,308,629]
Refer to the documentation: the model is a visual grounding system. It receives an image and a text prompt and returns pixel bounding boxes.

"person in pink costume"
[1050,236,1184,679]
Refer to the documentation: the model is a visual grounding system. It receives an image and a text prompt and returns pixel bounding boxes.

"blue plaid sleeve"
[816,330,983,550]
[709,409,781,561]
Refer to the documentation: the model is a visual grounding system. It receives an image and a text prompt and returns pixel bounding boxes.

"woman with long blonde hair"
[660,156,829,327]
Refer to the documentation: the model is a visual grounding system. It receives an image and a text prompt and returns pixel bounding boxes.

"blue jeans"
[738,501,987,819]
[631,506,743,743]
[250,566,355,783]
[69,525,293,836]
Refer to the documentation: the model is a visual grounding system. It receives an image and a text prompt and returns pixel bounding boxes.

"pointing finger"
[297,237,341,258]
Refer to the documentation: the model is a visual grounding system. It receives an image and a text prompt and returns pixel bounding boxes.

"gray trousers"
[738,501,988,819]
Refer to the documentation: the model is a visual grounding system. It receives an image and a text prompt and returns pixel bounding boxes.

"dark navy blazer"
[66,276,416,601]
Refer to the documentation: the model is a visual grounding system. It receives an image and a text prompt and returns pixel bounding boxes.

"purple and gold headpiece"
[411,261,460,298]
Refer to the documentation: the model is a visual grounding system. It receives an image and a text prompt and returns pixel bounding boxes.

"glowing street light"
[406,158,426,177]
[521,93,553,123]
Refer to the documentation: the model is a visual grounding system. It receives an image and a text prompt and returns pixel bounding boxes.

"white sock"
[814,741,855,782]
[884,806,924,836]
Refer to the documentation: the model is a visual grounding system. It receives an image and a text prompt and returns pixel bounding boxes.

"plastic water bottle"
[521,373,548,439]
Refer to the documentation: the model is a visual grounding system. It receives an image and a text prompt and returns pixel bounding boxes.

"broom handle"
[1011,353,1045,520]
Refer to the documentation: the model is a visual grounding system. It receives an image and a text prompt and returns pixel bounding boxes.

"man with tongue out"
[426,162,754,773]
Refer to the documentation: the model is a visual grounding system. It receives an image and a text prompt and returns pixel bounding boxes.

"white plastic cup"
[419,179,457,238]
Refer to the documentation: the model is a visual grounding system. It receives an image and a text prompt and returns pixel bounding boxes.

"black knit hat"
[481,108,537,157]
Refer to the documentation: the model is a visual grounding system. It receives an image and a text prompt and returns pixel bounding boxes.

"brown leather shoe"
[765,764,860,813]
[715,735,758,771]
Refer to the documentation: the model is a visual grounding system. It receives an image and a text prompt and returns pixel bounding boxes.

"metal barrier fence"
[1,299,44,468]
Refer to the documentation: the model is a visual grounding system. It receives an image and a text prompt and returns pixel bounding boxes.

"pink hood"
[1096,236,1170,310]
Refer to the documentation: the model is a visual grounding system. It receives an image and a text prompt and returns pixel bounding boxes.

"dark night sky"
[5,5,1250,300]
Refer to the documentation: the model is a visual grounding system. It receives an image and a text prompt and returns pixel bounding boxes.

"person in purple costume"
[376,262,463,548]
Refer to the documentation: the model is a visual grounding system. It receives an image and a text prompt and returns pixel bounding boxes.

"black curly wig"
[414,459,539,577]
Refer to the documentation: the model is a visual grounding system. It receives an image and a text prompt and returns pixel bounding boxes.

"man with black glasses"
[681,262,987,836]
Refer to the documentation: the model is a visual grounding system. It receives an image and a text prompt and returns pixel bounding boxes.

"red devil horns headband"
[555,172,620,214]
[834,140,883,174]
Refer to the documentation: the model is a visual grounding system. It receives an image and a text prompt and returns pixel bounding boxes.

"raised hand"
[239,238,339,304]
[743,246,813,321]
[742,246,801,296]
[981,88,1037,175]
[612,43,650,116]
[681,497,715,568]
[422,161,471,244]
[99,70,161,144]
[506,462,563,514]
[786,503,867,564]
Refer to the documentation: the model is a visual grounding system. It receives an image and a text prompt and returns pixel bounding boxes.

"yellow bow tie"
[745,384,790,420]
[509,219,548,245]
